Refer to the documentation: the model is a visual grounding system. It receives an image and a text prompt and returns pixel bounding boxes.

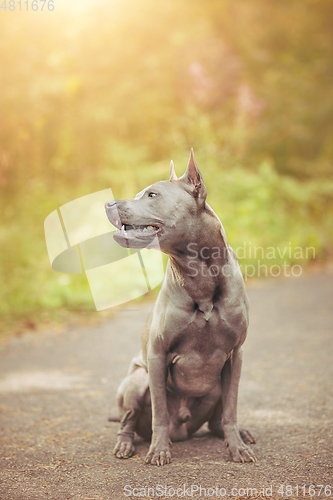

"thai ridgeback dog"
[105,149,256,466]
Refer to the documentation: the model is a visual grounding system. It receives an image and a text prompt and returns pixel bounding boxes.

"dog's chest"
[166,310,239,397]
[170,307,238,357]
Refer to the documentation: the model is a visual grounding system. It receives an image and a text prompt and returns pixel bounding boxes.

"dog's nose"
[105,200,115,210]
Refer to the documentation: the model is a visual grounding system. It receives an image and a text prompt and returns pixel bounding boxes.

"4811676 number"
[1,0,54,11]
[277,485,332,497]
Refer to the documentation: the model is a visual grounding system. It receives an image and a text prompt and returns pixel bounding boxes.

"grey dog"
[105,149,256,466]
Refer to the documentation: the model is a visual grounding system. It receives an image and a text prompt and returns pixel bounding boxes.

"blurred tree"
[1,0,332,194]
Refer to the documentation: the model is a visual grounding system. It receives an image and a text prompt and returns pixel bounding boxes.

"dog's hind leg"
[114,408,138,459]
[113,359,149,459]
[208,397,225,439]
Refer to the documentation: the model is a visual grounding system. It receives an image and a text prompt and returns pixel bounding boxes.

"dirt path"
[0,272,332,500]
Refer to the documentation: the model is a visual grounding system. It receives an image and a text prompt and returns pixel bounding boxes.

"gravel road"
[0,271,332,500]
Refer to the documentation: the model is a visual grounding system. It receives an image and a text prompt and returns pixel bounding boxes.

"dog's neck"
[167,208,234,317]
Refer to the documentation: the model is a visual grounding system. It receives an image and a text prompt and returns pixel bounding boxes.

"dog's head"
[105,149,207,253]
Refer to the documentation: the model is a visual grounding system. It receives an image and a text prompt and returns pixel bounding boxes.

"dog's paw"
[113,437,135,459]
[226,441,256,463]
[145,446,171,466]
[239,428,256,445]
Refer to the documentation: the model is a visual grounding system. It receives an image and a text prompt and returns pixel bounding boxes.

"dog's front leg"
[221,347,256,463]
[145,349,171,466]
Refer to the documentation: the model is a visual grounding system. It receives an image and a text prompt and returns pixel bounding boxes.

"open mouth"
[117,223,160,238]
[105,206,162,248]
[109,216,161,244]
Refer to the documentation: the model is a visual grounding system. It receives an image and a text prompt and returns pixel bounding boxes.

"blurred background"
[1,0,332,335]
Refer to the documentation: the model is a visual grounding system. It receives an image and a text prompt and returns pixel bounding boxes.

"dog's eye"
[148,192,157,198]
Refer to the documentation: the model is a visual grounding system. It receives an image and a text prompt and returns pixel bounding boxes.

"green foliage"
[1,151,332,326]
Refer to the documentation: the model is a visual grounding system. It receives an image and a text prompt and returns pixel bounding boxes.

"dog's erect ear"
[169,160,178,180]
[181,149,207,203]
